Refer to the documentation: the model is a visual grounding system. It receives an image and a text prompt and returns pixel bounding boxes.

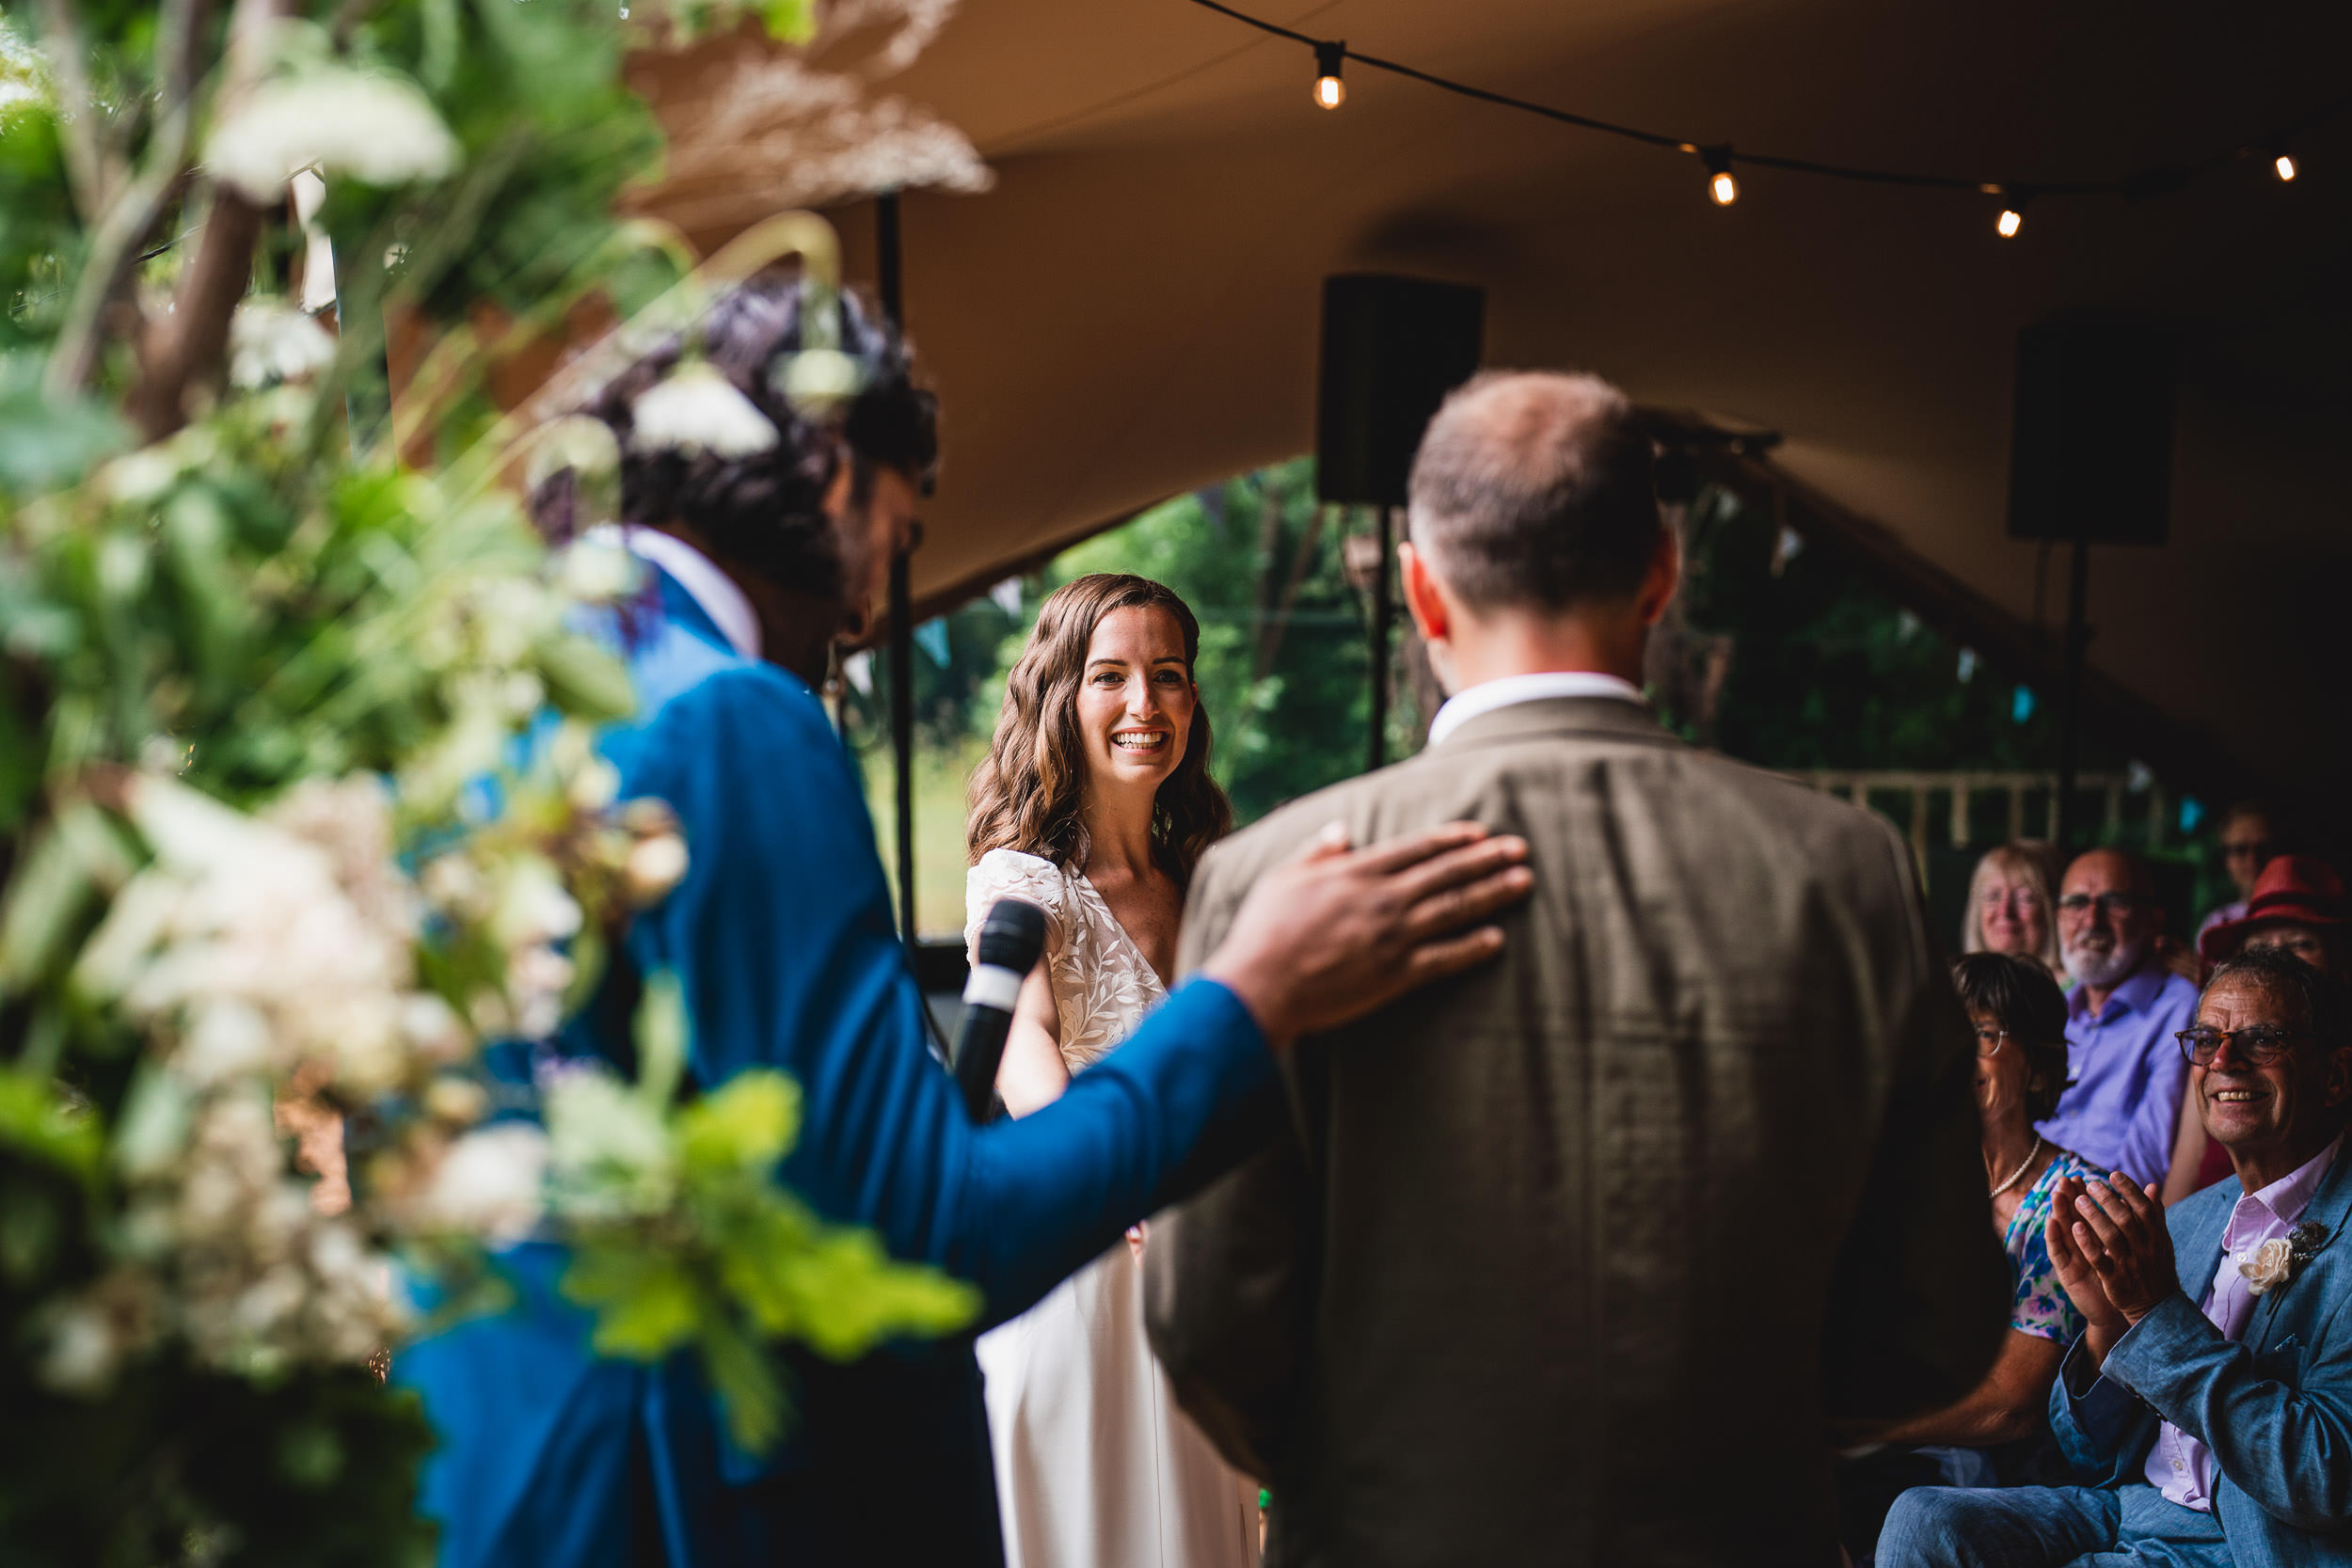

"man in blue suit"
[1881,944,2352,1568]
[395,276,1534,1567]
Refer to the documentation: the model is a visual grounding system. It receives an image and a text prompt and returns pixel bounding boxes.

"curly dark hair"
[532,268,938,600]
[966,574,1232,884]
[1950,952,2073,1122]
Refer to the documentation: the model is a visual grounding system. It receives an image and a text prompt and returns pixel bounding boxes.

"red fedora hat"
[2200,854,2349,965]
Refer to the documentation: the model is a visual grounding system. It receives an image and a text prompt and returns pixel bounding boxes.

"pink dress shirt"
[2142,1133,2343,1510]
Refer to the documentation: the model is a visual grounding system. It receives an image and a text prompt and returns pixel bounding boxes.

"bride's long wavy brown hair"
[967,574,1232,882]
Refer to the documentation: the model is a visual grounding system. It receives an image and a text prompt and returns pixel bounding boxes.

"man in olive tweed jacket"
[1144,372,2009,1567]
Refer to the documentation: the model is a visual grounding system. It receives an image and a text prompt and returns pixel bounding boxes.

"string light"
[1702,146,1738,206]
[1313,41,1345,110]
[1990,187,2028,237]
[1183,0,2352,226]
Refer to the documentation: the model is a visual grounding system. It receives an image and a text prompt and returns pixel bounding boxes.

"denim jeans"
[1879,1481,2231,1568]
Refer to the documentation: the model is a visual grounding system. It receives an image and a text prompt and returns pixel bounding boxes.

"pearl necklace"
[1989,1134,2044,1199]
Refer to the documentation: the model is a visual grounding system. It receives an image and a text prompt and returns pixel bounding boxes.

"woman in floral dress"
[1837,952,2097,1562]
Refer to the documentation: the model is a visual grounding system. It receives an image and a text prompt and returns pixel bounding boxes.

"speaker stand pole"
[2054,535,2090,854]
[1367,505,1396,772]
[878,191,917,954]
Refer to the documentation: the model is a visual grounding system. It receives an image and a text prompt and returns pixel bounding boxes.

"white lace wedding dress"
[967,848,1261,1568]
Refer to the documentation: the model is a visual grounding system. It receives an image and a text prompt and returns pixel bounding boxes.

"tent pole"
[879,192,917,948]
[1367,505,1395,771]
[2054,537,2090,854]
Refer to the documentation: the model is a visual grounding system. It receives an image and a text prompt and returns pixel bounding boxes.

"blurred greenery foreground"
[0,0,975,1560]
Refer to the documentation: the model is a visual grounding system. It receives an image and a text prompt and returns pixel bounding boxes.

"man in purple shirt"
[2038,848,2199,1187]
[1880,944,2352,1568]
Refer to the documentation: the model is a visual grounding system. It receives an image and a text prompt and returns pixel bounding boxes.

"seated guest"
[2038,849,2199,1188]
[2193,800,2280,950]
[1962,843,2064,977]
[2198,855,2347,976]
[2163,856,2348,1202]
[1837,955,2099,1561]
[1881,946,2352,1568]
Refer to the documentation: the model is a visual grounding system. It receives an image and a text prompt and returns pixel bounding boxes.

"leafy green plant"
[0,0,978,1560]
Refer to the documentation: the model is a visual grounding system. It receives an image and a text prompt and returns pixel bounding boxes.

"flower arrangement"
[0,0,980,1559]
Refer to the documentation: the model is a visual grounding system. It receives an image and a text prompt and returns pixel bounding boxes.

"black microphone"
[955,898,1047,1123]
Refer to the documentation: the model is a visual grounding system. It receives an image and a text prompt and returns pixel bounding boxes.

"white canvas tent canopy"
[629,0,2352,821]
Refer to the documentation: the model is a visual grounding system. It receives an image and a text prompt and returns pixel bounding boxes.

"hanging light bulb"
[2272,139,2298,182]
[1701,146,1738,206]
[1313,41,1346,110]
[1991,186,2029,238]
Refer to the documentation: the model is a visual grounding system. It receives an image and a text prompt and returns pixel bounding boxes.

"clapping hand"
[2045,1172,2176,1366]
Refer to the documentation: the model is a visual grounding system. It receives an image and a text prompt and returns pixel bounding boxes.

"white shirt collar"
[1425,671,1645,748]
[586,524,761,662]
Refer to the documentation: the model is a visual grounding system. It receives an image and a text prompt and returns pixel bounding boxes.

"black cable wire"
[1184,0,2352,203]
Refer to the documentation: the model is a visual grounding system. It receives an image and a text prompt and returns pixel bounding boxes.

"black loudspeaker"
[2006,315,2177,545]
[1317,275,1486,508]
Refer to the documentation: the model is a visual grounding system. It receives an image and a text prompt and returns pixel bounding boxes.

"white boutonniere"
[2240,1223,2330,1296]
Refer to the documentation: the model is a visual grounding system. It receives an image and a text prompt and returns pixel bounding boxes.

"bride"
[964,573,1260,1568]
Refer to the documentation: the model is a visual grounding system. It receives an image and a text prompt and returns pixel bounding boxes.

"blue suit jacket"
[395,570,1280,1568]
[2050,1143,2352,1566]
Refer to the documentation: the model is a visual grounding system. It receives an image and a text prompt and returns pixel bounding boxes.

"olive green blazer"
[1145,696,2010,1568]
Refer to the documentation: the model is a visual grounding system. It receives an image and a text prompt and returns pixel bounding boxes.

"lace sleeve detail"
[965,848,1067,960]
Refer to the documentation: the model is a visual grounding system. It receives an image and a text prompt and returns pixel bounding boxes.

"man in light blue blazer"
[1882,944,2352,1567]
[392,277,1534,1568]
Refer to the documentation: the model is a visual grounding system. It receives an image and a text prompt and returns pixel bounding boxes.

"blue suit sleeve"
[2104,1290,2352,1530]
[619,667,1279,1325]
[2050,1333,2150,1478]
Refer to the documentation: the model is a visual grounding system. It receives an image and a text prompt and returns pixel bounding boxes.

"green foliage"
[1663,485,2076,775]
[554,976,977,1453]
[0,1362,438,1568]
[0,0,963,1557]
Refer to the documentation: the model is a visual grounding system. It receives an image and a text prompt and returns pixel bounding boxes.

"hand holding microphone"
[955,897,1047,1122]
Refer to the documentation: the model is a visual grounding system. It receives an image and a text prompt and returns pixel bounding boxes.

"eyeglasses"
[2176,1025,2300,1068]
[1980,887,2042,911]
[2058,892,2153,919]
[1972,1026,2014,1057]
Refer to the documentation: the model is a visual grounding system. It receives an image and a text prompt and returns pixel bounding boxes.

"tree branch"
[40,0,215,400]
[123,187,263,441]
[119,0,281,440]
[29,0,106,224]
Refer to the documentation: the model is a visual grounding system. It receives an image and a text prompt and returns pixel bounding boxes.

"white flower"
[416,1123,549,1243]
[423,1076,489,1126]
[491,859,583,948]
[229,298,337,388]
[625,832,689,905]
[627,363,777,458]
[177,999,278,1085]
[206,68,459,203]
[552,539,641,604]
[774,347,866,414]
[2241,1236,2296,1295]
[545,1069,675,1219]
[525,415,623,493]
[566,756,621,813]
[40,1305,123,1394]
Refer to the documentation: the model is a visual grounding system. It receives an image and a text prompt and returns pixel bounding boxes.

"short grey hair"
[1406,371,1661,611]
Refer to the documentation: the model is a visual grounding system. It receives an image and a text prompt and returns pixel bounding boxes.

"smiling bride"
[963,574,1260,1568]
